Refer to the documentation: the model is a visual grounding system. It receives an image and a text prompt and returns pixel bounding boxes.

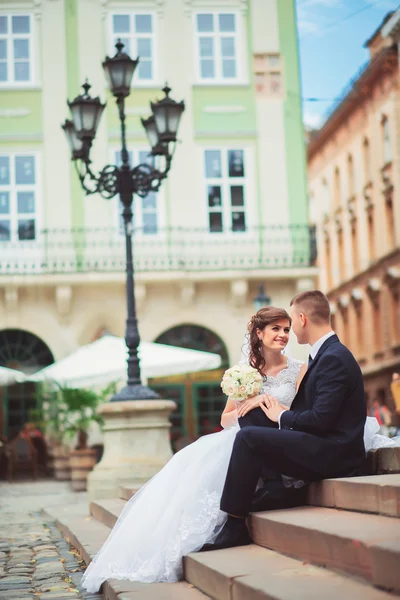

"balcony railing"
[0,225,317,276]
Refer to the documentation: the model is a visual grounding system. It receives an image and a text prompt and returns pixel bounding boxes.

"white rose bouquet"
[221,364,263,402]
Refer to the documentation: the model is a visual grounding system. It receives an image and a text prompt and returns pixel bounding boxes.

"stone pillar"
[87,399,176,500]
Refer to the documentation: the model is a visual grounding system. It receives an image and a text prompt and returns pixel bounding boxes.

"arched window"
[155,324,229,367]
[154,325,229,443]
[0,329,54,439]
[0,329,54,373]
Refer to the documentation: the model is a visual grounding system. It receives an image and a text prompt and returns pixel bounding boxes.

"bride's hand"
[237,394,267,418]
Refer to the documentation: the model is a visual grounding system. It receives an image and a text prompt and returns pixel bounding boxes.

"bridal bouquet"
[221,364,263,402]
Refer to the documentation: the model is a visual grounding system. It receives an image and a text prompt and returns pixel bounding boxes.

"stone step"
[185,544,397,600]
[364,447,400,475]
[103,579,210,600]
[308,474,400,517]
[90,498,126,529]
[119,484,139,501]
[250,506,400,592]
[43,503,210,600]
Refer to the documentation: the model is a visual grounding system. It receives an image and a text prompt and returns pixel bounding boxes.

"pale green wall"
[191,87,257,135]
[0,91,42,137]
[65,0,85,234]
[277,0,308,225]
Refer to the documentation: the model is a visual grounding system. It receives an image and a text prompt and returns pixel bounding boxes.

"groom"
[202,290,366,551]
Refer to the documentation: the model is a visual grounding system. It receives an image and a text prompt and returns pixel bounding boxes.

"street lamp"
[62,41,185,402]
[253,283,271,311]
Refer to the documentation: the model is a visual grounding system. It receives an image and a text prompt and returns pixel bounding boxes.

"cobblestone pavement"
[0,480,103,600]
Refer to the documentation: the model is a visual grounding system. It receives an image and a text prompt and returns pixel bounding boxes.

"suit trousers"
[220,408,322,517]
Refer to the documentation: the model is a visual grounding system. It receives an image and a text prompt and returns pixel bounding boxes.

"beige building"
[0,0,315,441]
[308,11,400,411]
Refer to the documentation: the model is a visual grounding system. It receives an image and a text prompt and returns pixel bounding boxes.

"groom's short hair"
[290,290,331,324]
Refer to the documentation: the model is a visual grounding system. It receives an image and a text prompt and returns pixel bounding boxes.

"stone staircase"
[44,447,400,600]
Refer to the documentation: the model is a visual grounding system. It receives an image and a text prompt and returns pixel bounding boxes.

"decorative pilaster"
[180,282,195,307]
[230,279,248,308]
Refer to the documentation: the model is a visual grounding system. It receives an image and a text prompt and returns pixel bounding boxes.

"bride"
[82,306,398,592]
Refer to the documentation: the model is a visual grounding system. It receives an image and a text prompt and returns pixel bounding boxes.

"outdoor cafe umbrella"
[28,335,222,389]
[0,366,27,386]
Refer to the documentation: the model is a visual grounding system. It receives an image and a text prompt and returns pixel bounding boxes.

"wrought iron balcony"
[0,225,317,276]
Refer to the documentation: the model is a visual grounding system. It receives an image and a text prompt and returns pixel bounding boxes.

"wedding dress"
[82,355,400,592]
[82,356,304,591]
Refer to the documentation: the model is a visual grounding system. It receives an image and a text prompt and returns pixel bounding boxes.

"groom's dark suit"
[220,334,366,517]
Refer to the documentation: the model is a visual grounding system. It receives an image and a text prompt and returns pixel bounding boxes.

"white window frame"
[382,115,391,164]
[193,10,246,85]
[108,11,158,87]
[111,147,165,238]
[203,147,249,235]
[0,13,35,87]
[0,151,42,245]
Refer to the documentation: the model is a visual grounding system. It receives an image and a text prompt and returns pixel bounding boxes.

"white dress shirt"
[277,330,336,427]
[309,330,335,360]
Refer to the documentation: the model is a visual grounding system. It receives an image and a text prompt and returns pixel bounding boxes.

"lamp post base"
[110,384,160,402]
[87,399,176,500]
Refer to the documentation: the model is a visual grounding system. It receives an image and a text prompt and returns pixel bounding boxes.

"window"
[195,12,240,82]
[0,14,33,84]
[363,137,371,182]
[114,149,159,235]
[0,154,38,242]
[322,178,330,216]
[110,13,154,82]
[334,167,341,208]
[382,116,391,163]
[204,149,247,233]
[308,191,316,224]
[347,154,355,197]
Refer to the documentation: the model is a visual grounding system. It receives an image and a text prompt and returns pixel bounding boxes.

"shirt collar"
[310,331,335,359]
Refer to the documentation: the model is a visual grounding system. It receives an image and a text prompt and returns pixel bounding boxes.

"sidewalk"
[0,479,103,600]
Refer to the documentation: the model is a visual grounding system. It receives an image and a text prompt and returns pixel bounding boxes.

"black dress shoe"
[199,517,251,552]
[251,480,307,513]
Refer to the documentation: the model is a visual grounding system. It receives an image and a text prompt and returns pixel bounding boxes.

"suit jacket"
[280,334,366,476]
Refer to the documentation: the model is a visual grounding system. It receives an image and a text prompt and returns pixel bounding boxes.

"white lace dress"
[82,356,304,591]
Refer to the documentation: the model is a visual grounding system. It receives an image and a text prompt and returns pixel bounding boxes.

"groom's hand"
[260,394,287,423]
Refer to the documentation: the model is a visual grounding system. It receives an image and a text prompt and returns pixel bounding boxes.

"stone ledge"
[185,544,396,600]
[308,474,400,517]
[250,506,400,592]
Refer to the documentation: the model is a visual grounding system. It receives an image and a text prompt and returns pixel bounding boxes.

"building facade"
[0,0,315,439]
[308,12,400,411]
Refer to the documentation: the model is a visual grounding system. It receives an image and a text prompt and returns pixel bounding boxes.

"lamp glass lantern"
[151,85,185,143]
[68,81,106,142]
[102,40,139,98]
[253,284,271,312]
[61,119,84,161]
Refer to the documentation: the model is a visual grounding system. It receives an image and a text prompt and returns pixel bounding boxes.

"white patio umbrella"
[0,366,27,386]
[28,335,222,389]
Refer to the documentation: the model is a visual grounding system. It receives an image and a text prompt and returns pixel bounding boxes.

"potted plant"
[32,383,71,481]
[39,381,116,489]
[54,383,116,492]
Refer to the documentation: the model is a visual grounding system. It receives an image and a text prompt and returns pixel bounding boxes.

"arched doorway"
[151,325,229,449]
[0,329,54,439]
[155,324,229,367]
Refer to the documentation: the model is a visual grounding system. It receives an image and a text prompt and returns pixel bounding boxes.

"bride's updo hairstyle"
[248,307,291,374]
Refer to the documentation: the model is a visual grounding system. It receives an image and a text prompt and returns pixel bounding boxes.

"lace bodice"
[259,356,304,408]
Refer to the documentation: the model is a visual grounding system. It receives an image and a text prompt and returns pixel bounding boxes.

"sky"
[297,0,400,129]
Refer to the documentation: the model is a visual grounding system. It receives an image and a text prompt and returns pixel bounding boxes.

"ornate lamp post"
[253,284,271,311]
[62,42,185,499]
[62,41,185,403]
